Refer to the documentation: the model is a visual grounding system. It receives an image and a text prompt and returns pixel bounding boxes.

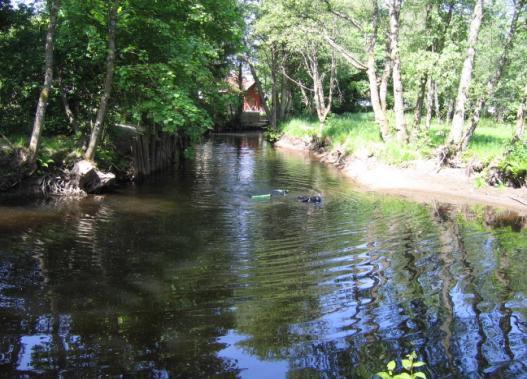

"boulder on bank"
[71,160,115,194]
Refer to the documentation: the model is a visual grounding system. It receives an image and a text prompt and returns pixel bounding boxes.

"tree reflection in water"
[0,134,526,377]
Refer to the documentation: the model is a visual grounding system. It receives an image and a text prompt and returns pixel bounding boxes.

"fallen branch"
[509,195,527,207]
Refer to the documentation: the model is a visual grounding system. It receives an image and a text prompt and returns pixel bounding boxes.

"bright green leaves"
[375,351,427,379]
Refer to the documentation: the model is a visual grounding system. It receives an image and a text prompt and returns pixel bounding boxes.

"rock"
[71,160,116,194]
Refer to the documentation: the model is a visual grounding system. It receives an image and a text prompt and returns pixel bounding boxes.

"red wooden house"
[227,74,266,113]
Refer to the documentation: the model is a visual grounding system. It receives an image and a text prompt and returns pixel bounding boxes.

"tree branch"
[322,0,363,31]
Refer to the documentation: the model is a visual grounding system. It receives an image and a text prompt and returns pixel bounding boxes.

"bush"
[493,141,527,187]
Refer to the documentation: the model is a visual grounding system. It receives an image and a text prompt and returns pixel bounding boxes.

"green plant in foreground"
[375,352,426,379]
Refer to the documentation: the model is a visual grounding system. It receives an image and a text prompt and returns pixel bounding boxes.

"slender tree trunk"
[414,75,428,130]
[85,0,118,161]
[514,83,527,141]
[27,0,61,162]
[270,48,278,129]
[447,0,484,148]
[248,61,271,121]
[433,81,440,120]
[447,98,455,122]
[379,38,392,113]
[58,73,76,133]
[413,2,434,131]
[460,0,522,151]
[236,60,244,127]
[388,0,408,143]
[367,1,389,140]
[425,77,434,130]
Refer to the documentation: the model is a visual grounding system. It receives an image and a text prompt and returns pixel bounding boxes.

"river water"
[0,133,526,378]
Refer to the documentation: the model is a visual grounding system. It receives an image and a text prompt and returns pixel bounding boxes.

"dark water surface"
[0,133,526,378]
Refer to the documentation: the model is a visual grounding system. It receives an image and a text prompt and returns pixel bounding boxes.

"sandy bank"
[275,135,527,215]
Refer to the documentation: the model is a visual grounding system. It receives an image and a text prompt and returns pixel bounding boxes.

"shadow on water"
[0,132,526,377]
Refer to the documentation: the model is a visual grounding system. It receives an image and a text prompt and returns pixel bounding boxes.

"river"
[0,133,526,377]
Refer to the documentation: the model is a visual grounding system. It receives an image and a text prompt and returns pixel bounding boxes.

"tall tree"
[27,0,61,163]
[84,0,118,161]
[460,0,524,150]
[388,0,408,143]
[321,1,390,140]
[447,0,484,149]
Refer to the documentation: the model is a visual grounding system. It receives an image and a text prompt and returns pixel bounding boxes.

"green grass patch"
[279,112,519,168]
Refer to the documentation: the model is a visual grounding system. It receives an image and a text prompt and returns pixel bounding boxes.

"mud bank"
[275,135,527,215]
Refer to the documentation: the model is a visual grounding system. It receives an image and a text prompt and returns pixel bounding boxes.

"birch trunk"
[85,0,118,161]
[28,0,61,162]
[447,0,484,148]
[388,0,408,143]
[460,0,522,150]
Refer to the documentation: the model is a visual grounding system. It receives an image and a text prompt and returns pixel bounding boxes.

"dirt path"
[276,135,527,215]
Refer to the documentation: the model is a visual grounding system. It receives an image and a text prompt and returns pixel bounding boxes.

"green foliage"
[496,141,527,187]
[264,128,283,144]
[376,352,427,379]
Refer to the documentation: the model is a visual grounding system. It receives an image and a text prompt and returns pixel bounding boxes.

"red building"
[226,74,265,114]
[243,82,265,113]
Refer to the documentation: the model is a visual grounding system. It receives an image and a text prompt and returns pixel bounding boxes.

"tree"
[321,0,391,140]
[84,0,118,161]
[27,0,61,163]
[388,0,408,143]
[447,0,484,150]
[459,0,525,151]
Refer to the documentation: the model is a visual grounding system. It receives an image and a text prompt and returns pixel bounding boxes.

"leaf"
[414,372,427,379]
[402,359,412,371]
[413,362,426,367]
[387,361,396,372]
[375,372,392,379]
[392,373,412,379]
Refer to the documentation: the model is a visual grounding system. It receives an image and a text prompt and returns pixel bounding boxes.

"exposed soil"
[275,135,527,215]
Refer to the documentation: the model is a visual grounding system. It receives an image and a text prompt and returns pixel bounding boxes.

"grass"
[279,112,517,166]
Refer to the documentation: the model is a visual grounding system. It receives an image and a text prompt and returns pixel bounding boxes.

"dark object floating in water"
[297,195,322,203]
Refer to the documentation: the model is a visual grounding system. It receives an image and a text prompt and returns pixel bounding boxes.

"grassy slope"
[280,112,515,165]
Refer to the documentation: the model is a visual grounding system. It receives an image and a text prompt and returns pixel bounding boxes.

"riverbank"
[276,133,527,214]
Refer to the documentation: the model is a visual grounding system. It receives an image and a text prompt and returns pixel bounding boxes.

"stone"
[71,160,116,194]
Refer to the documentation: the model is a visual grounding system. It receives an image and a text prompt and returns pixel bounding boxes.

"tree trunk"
[388,0,408,143]
[367,0,389,140]
[236,60,244,127]
[425,77,434,130]
[447,0,484,148]
[413,2,434,132]
[379,38,392,113]
[27,0,61,162]
[270,47,278,129]
[57,73,76,133]
[433,81,440,121]
[460,0,522,151]
[514,83,527,141]
[248,61,271,121]
[447,98,455,122]
[85,0,118,161]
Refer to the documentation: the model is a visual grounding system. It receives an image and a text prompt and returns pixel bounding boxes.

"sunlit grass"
[279,112,516,165]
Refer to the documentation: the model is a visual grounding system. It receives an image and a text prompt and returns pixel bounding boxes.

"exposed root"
[39,171,86,197]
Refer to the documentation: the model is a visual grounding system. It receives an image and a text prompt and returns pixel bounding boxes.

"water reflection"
[0,133,526,377]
